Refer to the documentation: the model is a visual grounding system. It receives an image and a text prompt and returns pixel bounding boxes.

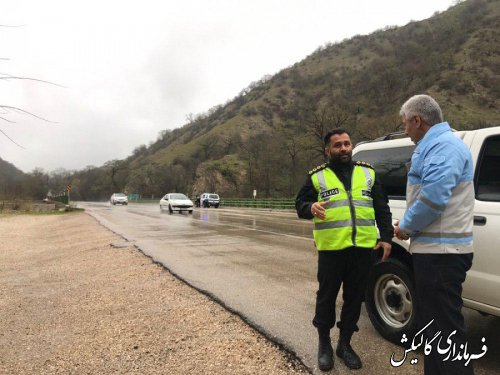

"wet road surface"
[78,202,500,374]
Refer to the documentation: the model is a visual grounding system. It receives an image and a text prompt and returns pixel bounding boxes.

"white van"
[352,126,500,343]
[200,193,220,208]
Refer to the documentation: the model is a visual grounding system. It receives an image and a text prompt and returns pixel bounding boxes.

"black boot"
[336,330,362,370]
[318,330,334,371]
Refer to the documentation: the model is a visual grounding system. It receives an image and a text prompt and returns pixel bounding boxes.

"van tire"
[365,258,417,345]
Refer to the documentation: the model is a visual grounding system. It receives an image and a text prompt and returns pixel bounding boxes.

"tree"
[221,132,242,155]
[199,136,219,160]
[277,120,305,196]
[1,24,62,147]
[0,156,24,199]
[242,132,282,198]
[303,105,351,159]
[22,168,49,200]
[103,159,128,192]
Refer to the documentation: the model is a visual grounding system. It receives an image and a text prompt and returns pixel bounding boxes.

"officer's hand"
[311,201,328,221]
[374,241,392,261]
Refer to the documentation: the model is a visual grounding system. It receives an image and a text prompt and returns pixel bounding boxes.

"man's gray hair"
[399,94,443,126]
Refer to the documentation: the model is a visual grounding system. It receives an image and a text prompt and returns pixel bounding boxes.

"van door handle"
[474,216,487,226]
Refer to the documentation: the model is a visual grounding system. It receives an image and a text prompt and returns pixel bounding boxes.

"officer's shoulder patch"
[354,160,375,169]
[308,163,328,175]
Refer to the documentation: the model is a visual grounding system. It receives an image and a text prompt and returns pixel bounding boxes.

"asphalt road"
[78,202,500,375]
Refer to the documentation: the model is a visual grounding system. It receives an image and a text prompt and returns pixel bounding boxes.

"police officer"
[295,128,393,371]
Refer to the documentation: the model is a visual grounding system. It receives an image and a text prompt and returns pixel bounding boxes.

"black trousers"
[413,253,474,375]
[313,247,373,334]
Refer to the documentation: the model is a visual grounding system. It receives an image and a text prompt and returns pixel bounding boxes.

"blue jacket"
[400,122,474,254]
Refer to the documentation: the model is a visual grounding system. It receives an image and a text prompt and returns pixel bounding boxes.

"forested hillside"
[2,0,499,201]
[0,157,24,198]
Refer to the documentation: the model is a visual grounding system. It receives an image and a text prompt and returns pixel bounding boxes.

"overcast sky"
[1,0,455,173]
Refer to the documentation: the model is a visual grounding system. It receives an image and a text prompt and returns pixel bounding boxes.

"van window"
[475,135,500,202]
[353,145,415,199]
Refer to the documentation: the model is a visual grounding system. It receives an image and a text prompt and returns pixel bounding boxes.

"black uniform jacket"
[295,159,394,243]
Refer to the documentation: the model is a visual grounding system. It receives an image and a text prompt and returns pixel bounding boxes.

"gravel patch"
[0,213,309,374]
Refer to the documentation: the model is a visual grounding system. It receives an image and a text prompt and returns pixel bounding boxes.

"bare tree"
[199,136,219,160]
[103,159,128,191]
[221,132,242,155]
[1,26,62,147]
[303,105,351,159]
[277,120,305,195]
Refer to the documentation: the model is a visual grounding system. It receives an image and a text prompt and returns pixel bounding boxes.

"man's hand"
[394,220,410,241]
[374,241,392,261]
[311,201,328,220]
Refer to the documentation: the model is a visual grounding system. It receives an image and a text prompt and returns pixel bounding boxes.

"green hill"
[0,157,25,199]
[18,0,500,201]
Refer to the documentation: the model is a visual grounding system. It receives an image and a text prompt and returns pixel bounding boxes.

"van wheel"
[188,210,193,214]
[365,258,417,345]
[215,204,219,208]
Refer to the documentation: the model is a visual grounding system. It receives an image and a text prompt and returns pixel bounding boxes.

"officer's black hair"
[324,128,351,146]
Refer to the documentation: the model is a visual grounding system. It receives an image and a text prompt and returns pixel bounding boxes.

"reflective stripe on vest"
[311,165,377,250]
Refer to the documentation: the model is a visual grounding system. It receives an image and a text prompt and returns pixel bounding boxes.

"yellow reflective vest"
[310,164,377,250]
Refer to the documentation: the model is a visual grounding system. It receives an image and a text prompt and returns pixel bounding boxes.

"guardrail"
[127,198,158,204]
[127,197,296,210]
[52,195,69,205]
[220,198,295,209]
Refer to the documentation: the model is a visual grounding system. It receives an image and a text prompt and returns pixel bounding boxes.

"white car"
[159,193,193,214]
[110,193,128,205]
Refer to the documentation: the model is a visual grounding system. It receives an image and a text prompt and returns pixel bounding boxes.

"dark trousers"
[413,253,474,375]
[313,247,372,334]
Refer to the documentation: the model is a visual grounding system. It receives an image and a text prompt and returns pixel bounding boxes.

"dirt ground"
[0,212,309,375]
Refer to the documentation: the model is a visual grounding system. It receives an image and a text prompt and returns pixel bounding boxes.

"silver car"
[110,193,128,205]
[159,193,193,214]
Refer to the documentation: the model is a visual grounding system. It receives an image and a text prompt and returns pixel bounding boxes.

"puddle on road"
[190,209,312,238]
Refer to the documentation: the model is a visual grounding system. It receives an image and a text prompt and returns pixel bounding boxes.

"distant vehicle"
[200,193,220,208]
[160,193,193,214]
[110,193,128,205]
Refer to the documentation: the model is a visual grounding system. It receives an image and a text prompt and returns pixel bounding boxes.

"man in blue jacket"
[395,94,474,375]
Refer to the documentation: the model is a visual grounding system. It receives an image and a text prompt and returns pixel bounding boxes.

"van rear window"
[353,145,415,198]
[475,135,500,202]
